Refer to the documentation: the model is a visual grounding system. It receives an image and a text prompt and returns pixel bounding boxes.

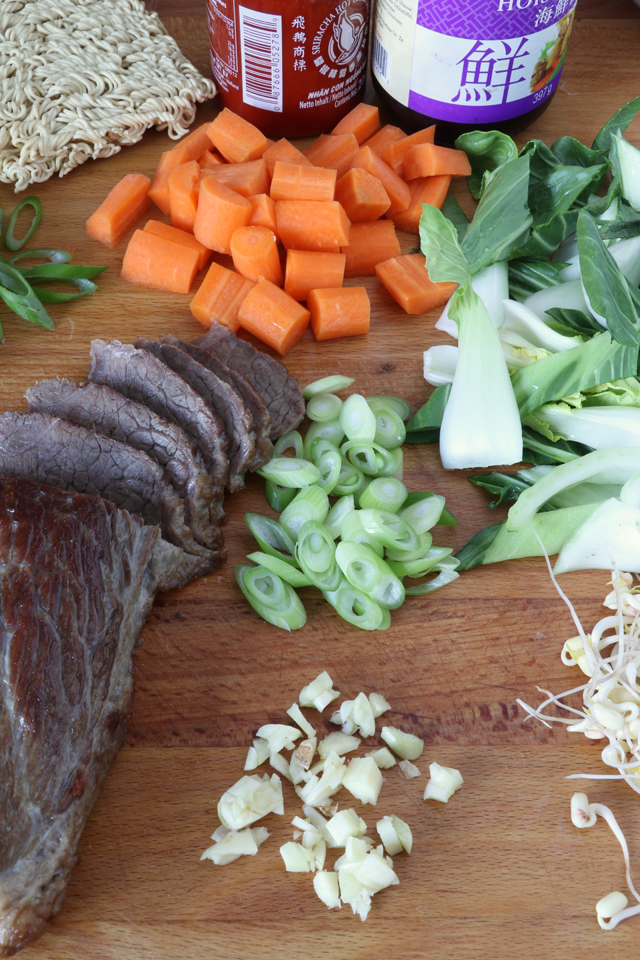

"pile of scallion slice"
[236,376,460,631]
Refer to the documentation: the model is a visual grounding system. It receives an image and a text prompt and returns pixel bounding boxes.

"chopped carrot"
[86,173,150,249]
[200,158,270,197]
[375,253,458,315]
[388,175,451,233]
[265,138,276,149]
[403,143,472,180]
[174,123,216,163]
[382,126,436,175]
[208,108,268,163]
[230,225,283,286]
[121,230,199,295]
[248,193,278,232]
[147,124,214,213]
[362,124,406,158]
[143,220,212,271]
[284,250,346,301]
[304,133,359,178]
[334,167,390,222]
[350,146,411,215]
[190,261,255,331]
[270,161,336,202]
[308,287,370,341]
[341,220,400,277]
[168,160,200,232]
[199,148,225,168]
[238,279,310,356]
[263,138,313,176]
[193,177,252,254]
[331,103,380,145]
[275,200,350,251]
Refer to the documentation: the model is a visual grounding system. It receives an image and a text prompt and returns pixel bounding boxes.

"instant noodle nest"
[0,0,216,191]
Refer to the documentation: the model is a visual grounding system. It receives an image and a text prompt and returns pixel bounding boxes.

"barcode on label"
[372,33,390,83]
[239,6,283,113]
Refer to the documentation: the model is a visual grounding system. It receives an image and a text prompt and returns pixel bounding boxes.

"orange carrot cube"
[382,126,436,175]
[308,287,370,341]
[121,230,199,294]
[199,148,226,168]
[193,178,252,254]
[168,160,200,233]
[334,167,391,222]
[143,219,211,271]
[275,200,350,251]
[375,253,458,315]
[238,279,310,355]
[190,261,255,331]
[208,108,268,163]
[248,193,278,232]
[331,103,380,145]
[389,175,451,234]
[341,220,400,277]
[362,124,406,158]
[230,225,283,286]
[86,173,150,249]
[403,144,472,180]
[270,161,336,202]
[304,134,360,178]
[350,146,411,215]
[284,250,346,301]
[264,138,313,176]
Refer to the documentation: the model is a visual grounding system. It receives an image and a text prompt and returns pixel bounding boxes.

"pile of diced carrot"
[86,103,470,355]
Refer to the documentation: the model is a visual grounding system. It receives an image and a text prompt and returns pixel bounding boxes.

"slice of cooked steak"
[88,340,228,521]
[164,335,274,469]
[191,325,305,439]
[0,478,208,956]
[26,379,219,551]
[134,337,256,493]
[0,412,222,564]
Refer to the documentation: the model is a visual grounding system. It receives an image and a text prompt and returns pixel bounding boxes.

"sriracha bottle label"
[208,0,370,138]
[372,0,577,124]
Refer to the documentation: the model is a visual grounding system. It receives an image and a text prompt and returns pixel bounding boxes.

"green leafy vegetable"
[508,258,565,302]
[468,472,554,510]
[455,129,518,199]
[441,194,470,242]
[405,385,450,444]
[545,307,603,337]
[592,96,640,153]
[577,209,639,345]
[521,426,589,465]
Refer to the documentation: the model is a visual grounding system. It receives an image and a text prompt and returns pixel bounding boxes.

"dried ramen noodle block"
[0,0,216,190]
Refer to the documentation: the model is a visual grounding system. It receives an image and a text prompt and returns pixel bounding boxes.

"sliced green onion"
[335,541,405,610]
[309,437,340,463]
[377,607,392,630]
[245,513,297,565]
[332,458,365,497]
[6,248,72,266]
[247,552,312,587]
[17,262,107,280]
[385,531,433,562]
[359,477,408,513]
[367,395,413,422]
[306,393,343,423]
[265,479,296,512]
[405,556,460,595]
[403,491,458,526]
[387,546,453,579]
[236,563,306,630]
[392,446,403,481]
[279,485,329,540]
[323,579,384,631]
[341,440,397,477]
[340,511,384,557]
[257,457,320,488]
[339,394,376,442]
[357,508,420,553]
[303,375,355,399]
[5,196,42,251]
[295,520,342,591]
[316,449,342,494]
[372,406,406,450]
[274,430,304,458]
[29,277,99,303]
[303,420,345,459]
[399,495,445,535]
[325,495,355,539]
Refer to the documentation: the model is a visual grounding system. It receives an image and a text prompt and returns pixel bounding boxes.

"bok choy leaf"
[455,129,518,199]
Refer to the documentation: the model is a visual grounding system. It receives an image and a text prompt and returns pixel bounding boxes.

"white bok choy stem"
[420,206,522,469]
[530,405,640,450]
[423,344,458,386]
[523,279,595,324]
[554,498,640,574]
[435,259,508,338]
[501,299,583,352]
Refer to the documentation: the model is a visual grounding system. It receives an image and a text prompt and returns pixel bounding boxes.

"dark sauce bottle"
[370,0,577,144]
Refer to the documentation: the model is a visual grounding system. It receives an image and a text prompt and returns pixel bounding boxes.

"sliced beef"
[134,337,255,493]
[88,340,228,521]
[192,325,305,439]
[26,379,219,551]
[164,335,274,470]
[0,412,222,565]
[0,478,208,956]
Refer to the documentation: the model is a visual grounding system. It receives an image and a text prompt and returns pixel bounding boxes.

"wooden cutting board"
[3,7,640,958]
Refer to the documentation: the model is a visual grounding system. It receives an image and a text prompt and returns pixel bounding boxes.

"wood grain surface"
[3,10,640,960]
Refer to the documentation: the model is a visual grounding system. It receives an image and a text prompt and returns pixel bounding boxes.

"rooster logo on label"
[328,7,366,66]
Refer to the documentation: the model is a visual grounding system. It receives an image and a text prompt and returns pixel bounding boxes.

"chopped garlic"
[376,815,412,856]
[293,737,317,771]
[296,750,346,807]
[217,773,284,830]
[287,702,316,738]
[381,725,424,761]
[244,737,271,771]
[256,723,303,753]
[300,671,340,712]
[280,839,326,872]
[337,842,399,921]
[318,731,360,759]
[367,747,396,769]
[269,751,293,781]
[302,804,339,849]
[399,760,420,780]
[313,871,341,909]
[369,692,391,718]
[342,756,383,805]
[326,808,368,846]
[201,826,269,865]
[424,762,463,803]
[340,692,376,738]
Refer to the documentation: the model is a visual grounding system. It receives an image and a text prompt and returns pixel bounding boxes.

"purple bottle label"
[373,0,577,123]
